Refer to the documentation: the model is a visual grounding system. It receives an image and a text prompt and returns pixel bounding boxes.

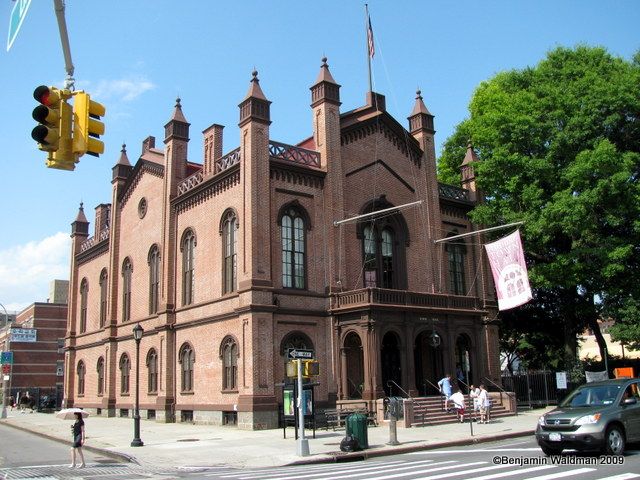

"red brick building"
[1,301,66,407]
[64,60,499,429]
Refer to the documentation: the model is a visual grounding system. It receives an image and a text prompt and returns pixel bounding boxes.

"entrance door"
[344,332,364,399]
[414,330,444,395]
[381,332,402,396]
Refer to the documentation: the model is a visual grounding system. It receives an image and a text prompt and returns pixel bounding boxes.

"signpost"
[286,348,314,456]
[0,351,13,419]
[7,0,31,52]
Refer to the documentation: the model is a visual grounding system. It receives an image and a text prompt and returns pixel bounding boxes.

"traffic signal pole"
[296,359,309,456]
[53,0,75,90]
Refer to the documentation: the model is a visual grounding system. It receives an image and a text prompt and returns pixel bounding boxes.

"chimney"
[203,124,224,176]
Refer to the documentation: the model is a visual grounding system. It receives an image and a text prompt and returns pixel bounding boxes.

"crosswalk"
[197,458,640,480]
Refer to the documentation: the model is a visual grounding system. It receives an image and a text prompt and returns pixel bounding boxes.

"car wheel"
[540,445,563,456]
[604,426,625,455]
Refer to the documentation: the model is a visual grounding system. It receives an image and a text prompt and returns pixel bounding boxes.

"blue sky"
[0,0,637,312]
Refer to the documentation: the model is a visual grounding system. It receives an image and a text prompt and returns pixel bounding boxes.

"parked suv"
[536,378,640,455]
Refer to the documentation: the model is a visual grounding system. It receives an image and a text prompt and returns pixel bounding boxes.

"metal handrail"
[483,376,518,416]
[387,380,411,398]
[424,379,447,411]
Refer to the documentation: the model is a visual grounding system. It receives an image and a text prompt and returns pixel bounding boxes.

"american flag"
[367,15,375,58]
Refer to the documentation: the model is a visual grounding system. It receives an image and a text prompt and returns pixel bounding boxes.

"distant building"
[0,281,68,408]
[578,319,640,361]
[64,61,500,429]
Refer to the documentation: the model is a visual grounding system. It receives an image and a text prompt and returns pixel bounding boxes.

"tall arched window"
[146,348,158,394]
[122,258,133,322]
[179,343,195,392]
[79,278,88,333]
[363,225,395,288]
[181,230,196,305]
[77,361,86,396]
[281,207,306,289]
[447,239,467,295]
[148,245,160,314]
[358,197,409,290]
[119,353,130,394]
[221,210,237,294]
[97,357,105,396]
[99,269,108,327]
[220,336,238,391]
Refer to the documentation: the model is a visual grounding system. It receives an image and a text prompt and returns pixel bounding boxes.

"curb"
[0,420,138,465]
[288,429,536,466]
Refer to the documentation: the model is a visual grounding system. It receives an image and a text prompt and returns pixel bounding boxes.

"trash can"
[346,412,368,449]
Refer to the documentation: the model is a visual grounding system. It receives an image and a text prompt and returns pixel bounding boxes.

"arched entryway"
[344,332,364,399]
[454,333,473,390]
[414,330,444,395]
[381,331,402,396]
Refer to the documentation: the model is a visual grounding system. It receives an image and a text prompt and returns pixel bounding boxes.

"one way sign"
[287,348,313,360]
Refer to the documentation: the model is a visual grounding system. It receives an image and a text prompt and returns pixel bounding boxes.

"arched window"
[221,210,238,294]
[122,258,133,322]
[148,245,160,314]
[220,336,238,391]
[358,197,409,290]
[181,230,196,305]
[77,361,85,396]
[97,357,105,396]
[119,353,130,394]
[146,348,158,394]
[99,269,108,327]
[280,206,307,289]
[363,225,395,288]
[446,238,467,295]
[179,343,195,392]
[79,278,88,333]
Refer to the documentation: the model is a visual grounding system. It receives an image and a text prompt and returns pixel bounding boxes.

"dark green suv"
[536,378,640,455]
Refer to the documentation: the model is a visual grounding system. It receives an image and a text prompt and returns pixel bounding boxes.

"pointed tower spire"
[311,57,341,107]
[461,142,480,201]
[112,143,133,182]
[408,89,435,134]
[71,202,89,237]
[165,97,190,142]
[239,70,271,127]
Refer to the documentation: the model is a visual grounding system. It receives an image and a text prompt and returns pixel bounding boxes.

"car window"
[561,385,621,407]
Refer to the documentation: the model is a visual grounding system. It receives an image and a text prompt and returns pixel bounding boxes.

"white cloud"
[0,233,70,313]
[85,75,156,102]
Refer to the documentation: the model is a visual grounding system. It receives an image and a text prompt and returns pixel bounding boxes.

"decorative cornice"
[270,160,325,189]
[174,164,241,214]
[76,238,109,265]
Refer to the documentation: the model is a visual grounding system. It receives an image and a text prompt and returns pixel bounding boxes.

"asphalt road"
[1,426,639,480]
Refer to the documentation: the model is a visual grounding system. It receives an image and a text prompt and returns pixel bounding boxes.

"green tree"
[439,46,640,368]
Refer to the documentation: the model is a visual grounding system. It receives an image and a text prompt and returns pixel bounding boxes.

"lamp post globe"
[131,324,144,447]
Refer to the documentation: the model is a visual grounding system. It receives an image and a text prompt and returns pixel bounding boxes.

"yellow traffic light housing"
[303,360,319,377]
[32,85,76,170]
[72,92,105,157]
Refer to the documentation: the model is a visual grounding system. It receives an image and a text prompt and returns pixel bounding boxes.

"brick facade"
[64,59,498,429]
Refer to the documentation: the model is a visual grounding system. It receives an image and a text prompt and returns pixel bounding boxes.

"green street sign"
[7,0,32,52]
[0,351,13,364]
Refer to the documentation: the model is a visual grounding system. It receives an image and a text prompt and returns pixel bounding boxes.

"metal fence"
[500,370,582,409]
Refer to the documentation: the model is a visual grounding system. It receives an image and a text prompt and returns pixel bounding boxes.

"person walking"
[470,384,481,414]
[437,374,453,411]
[70,412,86,468]
[450,388,466,422]
[478,384,490,423]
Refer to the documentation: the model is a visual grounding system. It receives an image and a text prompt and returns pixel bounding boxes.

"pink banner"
[484,230,532,311]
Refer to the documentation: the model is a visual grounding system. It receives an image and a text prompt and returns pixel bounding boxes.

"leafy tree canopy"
[439,46,640,366]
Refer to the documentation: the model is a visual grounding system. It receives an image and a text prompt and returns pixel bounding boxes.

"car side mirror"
[623,397,637,405]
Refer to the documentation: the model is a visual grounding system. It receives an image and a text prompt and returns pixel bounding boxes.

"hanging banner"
[484,230,532,311]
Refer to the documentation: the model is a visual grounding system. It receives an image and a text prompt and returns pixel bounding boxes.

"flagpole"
[433,221,525,244]
[365,4,373,92]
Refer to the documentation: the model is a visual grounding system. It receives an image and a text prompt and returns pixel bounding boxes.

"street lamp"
[131,323,144,447]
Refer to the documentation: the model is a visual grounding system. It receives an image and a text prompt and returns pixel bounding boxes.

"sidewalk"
[0,408,549,469]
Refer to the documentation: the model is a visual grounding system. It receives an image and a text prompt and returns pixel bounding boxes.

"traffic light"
[32,85,75,170]
[72,92,105,157]
[303,360,319,377]
[32,86,64,152]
